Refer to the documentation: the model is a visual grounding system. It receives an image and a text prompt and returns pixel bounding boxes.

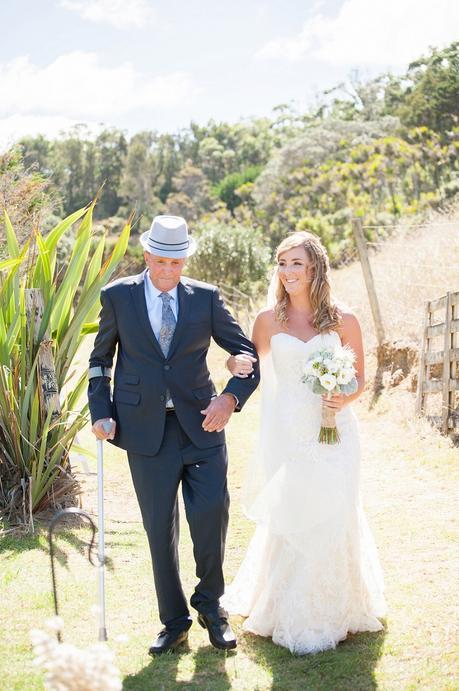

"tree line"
[2,41,458,290]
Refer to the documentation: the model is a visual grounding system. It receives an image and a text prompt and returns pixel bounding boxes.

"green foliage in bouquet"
[0,201,130,527]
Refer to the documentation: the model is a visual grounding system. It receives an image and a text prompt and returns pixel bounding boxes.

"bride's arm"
[323,312,365,411]
[226,309,274,377]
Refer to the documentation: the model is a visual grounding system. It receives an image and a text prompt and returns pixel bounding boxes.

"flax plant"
[0,201,130,527]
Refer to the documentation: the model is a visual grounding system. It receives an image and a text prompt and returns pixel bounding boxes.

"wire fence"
[332,217,459,348]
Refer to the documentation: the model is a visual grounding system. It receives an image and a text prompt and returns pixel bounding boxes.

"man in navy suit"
[88,215,259,654]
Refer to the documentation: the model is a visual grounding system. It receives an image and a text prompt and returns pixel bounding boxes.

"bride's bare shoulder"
[252,308,278,354]
[336,306,361,335]
[254,307,277,331]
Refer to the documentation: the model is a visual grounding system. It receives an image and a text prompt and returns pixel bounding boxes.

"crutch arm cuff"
[88,366,112,380]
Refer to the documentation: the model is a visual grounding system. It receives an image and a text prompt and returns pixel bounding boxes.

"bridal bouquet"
[301,344,358,444]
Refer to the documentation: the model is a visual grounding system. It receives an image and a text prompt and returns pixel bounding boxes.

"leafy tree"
[93,128,127,218]
[165,161,215,221]
[186,221,271,295]
[386,42,459,133]
[214,165,262,214]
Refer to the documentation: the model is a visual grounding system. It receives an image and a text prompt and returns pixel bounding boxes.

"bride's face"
[277,245,313,296]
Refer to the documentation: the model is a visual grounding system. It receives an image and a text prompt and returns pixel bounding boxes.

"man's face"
[144,252,186,292]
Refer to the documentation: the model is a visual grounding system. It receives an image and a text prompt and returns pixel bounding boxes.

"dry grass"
[331,215,459,348]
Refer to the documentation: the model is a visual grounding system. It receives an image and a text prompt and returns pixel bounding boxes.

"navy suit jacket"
[88,272,260,455]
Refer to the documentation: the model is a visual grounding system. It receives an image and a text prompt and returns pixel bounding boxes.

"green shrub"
[0,203,130,526]
[186,221,271,296]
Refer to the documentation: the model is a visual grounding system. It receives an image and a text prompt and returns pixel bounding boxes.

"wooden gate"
[415,291,459,433]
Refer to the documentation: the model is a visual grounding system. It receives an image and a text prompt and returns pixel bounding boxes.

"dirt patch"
[377,339,419,376]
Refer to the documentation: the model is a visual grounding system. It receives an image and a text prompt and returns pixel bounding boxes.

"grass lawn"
[1,345,458,690]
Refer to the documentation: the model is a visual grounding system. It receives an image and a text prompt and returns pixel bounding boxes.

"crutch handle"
[101,419,115,435]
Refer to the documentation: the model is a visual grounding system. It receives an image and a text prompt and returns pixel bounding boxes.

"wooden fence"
[415,291,459,434]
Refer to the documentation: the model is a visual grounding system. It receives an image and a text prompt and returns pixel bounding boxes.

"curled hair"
[273,231,341,332]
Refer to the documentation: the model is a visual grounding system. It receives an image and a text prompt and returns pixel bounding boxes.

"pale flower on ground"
[30,627,122,691]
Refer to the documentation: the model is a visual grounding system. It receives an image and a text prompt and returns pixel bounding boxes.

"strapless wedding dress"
[223,331,386,654]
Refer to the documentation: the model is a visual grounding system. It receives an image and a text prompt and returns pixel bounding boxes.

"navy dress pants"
[127,411,230,632]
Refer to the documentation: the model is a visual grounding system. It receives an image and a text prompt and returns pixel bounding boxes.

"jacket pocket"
[192,384,215,400]
[119,374,140,385]
[114,389,141,405]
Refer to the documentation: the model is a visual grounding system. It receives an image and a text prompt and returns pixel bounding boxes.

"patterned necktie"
[159,292,176,407]
[158,292,176,355]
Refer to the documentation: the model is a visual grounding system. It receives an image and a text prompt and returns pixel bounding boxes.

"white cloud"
[0,115,99,150]
[59,0,154,29]
[0,51,198,123]
[256,0,459,67]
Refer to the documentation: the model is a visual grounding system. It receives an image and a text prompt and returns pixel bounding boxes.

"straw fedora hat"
[140,215,197,258]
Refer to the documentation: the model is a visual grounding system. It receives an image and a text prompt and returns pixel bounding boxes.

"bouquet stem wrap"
[319,395,340,444]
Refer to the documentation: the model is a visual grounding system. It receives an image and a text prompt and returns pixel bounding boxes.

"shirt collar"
[144,269,178,302]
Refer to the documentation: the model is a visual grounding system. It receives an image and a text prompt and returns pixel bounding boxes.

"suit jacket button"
[160,395,165,402]
[164,365,170,370]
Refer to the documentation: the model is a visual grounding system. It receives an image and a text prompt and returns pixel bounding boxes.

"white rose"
[337,368,354,385]
[319,373,337,391]
[323,358,339,373]
[303,361,318,377]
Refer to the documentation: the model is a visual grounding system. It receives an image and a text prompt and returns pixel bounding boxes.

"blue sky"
[0,0,457,147]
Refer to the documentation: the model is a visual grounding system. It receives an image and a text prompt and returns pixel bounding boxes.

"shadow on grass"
[369,361,385,409]
[241,623,386,691]
[123,645,234,690]
[0,524,118,571]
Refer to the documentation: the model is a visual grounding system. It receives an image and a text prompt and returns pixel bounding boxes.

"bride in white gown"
[222,231,386,655]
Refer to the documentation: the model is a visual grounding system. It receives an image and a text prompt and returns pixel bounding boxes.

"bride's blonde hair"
[274,231,341,332]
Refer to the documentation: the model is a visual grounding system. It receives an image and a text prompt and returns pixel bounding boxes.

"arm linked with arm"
[210,288,260,410]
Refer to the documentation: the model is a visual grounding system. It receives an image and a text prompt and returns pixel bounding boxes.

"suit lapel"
[129,273,164,358]
[167,279,193,358]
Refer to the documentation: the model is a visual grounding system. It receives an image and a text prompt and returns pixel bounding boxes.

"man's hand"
[201,394,236,432]
[91,418,116,440]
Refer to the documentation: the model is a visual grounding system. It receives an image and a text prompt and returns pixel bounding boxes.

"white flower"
[45,616,64,633]
[303,361,318,377]
[340,347,355,366]
[319,373,337,391]
[323,358,339,373]
[337,368,355,385]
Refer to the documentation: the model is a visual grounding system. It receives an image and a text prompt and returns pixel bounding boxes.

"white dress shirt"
[144,270,179,340]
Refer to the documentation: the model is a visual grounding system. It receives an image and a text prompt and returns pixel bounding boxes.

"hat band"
[147,238,190,252]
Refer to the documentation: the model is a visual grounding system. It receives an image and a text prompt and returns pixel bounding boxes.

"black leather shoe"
[197,607,237,650]
[148,628,189,656]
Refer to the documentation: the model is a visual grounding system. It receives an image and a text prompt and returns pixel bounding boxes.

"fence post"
[352,218,386,346]
[415,300,431,416]
[442,292,452,434]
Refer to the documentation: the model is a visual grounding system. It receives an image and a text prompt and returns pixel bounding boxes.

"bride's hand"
[226,353,257,378]
[322,392,347,411]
